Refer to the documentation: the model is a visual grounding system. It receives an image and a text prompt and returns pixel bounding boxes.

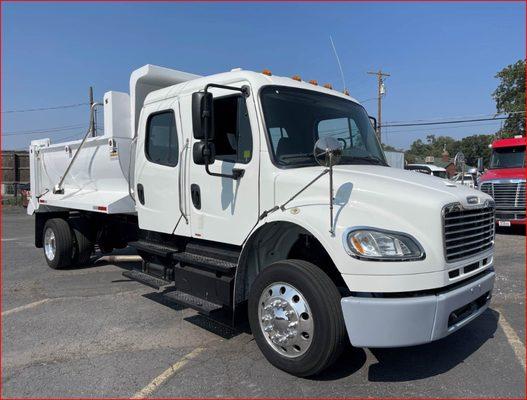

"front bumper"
[341,269,495,348]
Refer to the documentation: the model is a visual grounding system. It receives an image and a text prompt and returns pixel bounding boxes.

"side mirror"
[193,141,216,165]
[477,157,484,173]
[192,92,214,140]
[314,137,343,167]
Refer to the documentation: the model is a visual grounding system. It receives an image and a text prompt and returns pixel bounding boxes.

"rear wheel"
[70,217,95,266]
[43,218,74,269]
[248,259,346,377]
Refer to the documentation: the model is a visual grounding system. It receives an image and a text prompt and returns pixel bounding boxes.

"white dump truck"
[29,65,496,376]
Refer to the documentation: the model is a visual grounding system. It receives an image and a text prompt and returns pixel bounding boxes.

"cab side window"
[145,111,178,167]
[212,96,253,164]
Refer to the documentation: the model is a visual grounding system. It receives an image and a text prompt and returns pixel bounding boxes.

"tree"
[493,60,525,137]
[405,134,494,168]
[382,144,404,152]
[458,134,494,167]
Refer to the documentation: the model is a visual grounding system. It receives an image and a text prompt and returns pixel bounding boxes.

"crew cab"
[28,65,496,376]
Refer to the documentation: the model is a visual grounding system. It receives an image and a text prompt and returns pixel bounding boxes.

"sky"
[2,1,525,150]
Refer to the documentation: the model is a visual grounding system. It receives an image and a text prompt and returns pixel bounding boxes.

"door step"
[129,240,236,274]
[122,269,172,290]
[162,289,223,315]
[172,252,237,274]
[129,240,179,258]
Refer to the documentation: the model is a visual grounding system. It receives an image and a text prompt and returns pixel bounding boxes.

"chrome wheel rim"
[44,228,56,261]
[258,282,314,358]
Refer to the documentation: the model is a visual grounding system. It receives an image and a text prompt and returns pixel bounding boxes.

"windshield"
[260,86,387,167]
[490,146,525,169]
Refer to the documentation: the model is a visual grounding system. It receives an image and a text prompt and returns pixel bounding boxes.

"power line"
[384,121,503,135]
[2,102,89,114]
[382,116,509,128]
[384,110,526,125]
[2,124,86,136]
[3,123,103,136]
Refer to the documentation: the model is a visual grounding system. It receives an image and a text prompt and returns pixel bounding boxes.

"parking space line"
[1,236,32,242]
[132,347,205,399]
[2,299,51,316]
[498,309,525,370]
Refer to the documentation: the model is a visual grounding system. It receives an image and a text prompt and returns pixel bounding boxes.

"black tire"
[248,259,346,377]
[42,218,74,269]
[70,217,95,266]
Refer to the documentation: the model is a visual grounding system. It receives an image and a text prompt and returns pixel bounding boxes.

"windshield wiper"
[350,155,387,166]
[279,153,314,160]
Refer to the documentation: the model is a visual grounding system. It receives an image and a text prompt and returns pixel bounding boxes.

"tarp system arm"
[53,102,101,194]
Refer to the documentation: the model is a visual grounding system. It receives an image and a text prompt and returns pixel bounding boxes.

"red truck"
[479,136,526,227]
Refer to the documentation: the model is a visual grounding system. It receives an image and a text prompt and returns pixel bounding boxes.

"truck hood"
[274,164,489,211]
[272,164,494,278]
[479,167,526,182]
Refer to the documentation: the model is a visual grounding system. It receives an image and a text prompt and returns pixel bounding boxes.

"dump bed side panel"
[28,91,136,215]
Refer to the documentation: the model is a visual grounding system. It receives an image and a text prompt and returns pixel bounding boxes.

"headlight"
[343,228,425,261]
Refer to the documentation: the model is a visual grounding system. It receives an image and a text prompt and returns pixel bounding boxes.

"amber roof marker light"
[323,83,333,89]
[309,80,318,86]
[291,75,302,81]
[262,69,272,76]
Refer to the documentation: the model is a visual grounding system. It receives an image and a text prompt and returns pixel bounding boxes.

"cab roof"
[143,67,360,106]
[492,136,526,149]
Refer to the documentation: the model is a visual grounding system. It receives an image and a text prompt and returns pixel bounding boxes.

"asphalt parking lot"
[1,207,525,398]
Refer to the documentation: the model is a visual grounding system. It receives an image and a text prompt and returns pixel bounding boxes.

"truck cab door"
[135,99,191,236]
[185,86,260,245]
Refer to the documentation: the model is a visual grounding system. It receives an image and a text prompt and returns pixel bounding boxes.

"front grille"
[443,205,495,262]
[480,181,525,220]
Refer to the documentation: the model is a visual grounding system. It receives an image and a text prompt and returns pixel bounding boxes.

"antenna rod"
[330,35,346,92]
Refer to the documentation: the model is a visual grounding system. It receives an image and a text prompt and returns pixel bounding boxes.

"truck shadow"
[366,308,499,382]
[308,345,368,380]
[496,226,525,236]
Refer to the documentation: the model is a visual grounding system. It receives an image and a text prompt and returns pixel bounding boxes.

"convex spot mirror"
[314,137,343,167]
[193,141,216,165]
[477,157,484,173]
[454,152,465,169]
[192,92,214,140]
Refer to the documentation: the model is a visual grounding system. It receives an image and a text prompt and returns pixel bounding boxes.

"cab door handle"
[191,184,201,210]
[137,184,145,205]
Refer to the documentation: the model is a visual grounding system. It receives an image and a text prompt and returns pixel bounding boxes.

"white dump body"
[28,91,135,214]
[28,64,200,215]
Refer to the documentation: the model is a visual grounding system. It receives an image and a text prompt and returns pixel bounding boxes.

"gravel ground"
[2,207,525,398]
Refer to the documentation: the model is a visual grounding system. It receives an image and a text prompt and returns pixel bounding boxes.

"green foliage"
[458,134,494,166]
[405,134,494,167]
[2,196,24,206]
[493,59,525,137]
[382,143,404,152]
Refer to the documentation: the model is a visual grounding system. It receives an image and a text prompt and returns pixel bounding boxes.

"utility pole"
[367,70,390,143]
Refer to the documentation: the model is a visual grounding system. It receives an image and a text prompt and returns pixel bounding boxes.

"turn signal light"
[323,83,333,89]
[292,75,302,81]
[309,80,318,85]
[262,69,272,76]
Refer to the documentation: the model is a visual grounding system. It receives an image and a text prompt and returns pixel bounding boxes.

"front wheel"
[248,259,347,377]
